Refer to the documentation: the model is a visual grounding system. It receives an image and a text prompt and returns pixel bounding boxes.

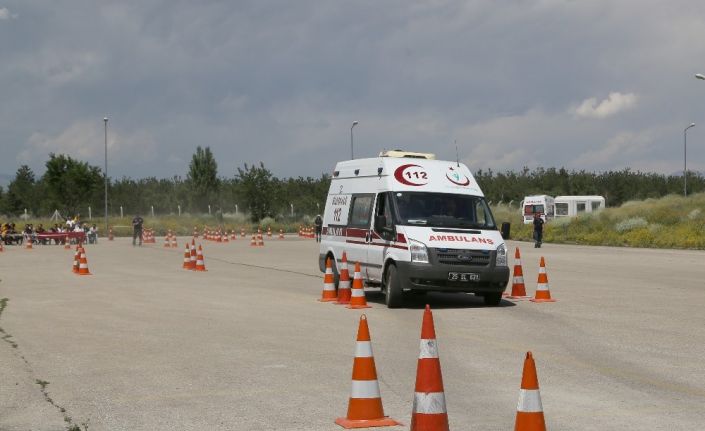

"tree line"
[475,167,705,206]
[1,149,703,221]
[0,148,330,222]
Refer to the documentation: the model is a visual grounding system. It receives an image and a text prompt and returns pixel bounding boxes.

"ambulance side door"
[346,194,375,279]
[367,192,395,282]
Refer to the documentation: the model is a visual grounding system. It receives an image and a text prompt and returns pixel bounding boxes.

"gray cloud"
[2,0,705,182]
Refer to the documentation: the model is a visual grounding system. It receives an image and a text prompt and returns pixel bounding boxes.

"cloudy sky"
[2,0,705,183]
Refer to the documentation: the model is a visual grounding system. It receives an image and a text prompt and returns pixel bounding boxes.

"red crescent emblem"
[394,164,428,186]
[446,173,470,186]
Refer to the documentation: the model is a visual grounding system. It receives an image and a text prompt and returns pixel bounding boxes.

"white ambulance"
[520,195,555,224]
[318,150,510,308]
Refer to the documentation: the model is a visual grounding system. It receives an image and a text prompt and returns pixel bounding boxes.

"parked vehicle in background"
[319,150,510,308]
[520,195,555,224]
[553,195,606,218]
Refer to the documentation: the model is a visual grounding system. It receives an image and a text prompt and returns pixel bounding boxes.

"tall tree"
[187,146,219,212]
[237,162,274,222]
[6,165,37,216]
[41,154,103,216]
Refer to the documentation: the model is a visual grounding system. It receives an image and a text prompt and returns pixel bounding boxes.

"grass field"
[492,192,705,249]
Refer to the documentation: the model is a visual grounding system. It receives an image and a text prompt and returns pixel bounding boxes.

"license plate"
[448,272,480,282]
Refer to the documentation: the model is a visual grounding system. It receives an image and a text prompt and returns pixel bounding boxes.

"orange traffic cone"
[410,305,449,431]
[231,230,237,240]
[223,232,229,243]
[267,227,272,237]
[164,233,171,247]
[257,233,264,246]
[347,262,370,309]
[0,242,4,252]
[193,227,199,238]
[108,227,114,241]
[508,248,529,300]
[514,352,546,431]
[530,257,556,302]
[335,315,401,429]
[72,248,80,273]
[336,252,352,305]
[250,234,257,246]
[182,244,192,269]
[194,245,207,271]
[240,228,245,238]
[64,234,71,250]
[77,250,91,275]
[279,229,284,239]
[189,240,197,270]
[319,257,337,302]
[25,237,33,249]
[171,235,178,248]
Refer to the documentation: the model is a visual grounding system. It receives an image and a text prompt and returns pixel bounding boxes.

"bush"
[614,217,648,233]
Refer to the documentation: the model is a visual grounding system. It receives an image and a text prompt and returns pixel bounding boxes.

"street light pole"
[684,123,695,197]
[350,121,359,159]
[103,117,109,235]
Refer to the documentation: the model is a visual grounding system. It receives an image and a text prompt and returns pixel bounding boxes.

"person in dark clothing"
[314,214,323,243]
[533,213,544,248]
[132,214,144,246]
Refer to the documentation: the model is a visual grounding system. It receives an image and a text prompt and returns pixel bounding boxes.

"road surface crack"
[0,297,89,431]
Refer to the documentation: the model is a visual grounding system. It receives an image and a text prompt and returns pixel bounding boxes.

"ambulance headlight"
[409,239,429,263]
[496,243,507,266]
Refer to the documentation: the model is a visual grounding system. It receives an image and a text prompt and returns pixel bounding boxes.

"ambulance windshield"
[393,192,497,229]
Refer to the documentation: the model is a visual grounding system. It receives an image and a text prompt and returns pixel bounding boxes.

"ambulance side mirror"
[374,215,388,234]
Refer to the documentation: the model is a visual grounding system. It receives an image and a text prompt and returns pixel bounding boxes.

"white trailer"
[553,195,605,217]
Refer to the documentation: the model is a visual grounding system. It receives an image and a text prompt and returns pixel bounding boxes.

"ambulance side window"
[348,195,374,228]
[374,193,394,240]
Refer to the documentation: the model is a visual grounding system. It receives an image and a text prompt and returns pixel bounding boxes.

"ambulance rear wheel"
[384,265,403,308]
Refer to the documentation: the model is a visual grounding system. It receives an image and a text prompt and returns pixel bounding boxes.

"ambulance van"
[318,150,509,308]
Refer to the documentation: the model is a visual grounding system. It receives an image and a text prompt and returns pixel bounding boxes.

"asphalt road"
[0,236,704,430]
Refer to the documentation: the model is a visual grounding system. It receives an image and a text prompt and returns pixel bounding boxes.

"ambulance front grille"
[434,249,491,266]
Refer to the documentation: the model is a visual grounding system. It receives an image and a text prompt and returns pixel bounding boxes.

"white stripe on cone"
[536,283,549,292]
[339,279,351,290]
[350,380,382,399]
[418,339,439,359]
[412,392,447,414]
[513,276,524,283]
[354,341,373,358]
[351,288,365,298]
[517,389,543,412]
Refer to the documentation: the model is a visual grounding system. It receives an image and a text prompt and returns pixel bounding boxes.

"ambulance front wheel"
[483,292,502,306]
[384,264,404,308]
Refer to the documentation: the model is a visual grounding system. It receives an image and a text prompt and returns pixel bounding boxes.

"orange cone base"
[515,411,546,430]
[78,272,92,276]
[346,304,371,309]
[335,417,402,429]
[318,297,338,302]
[410,414,449,430]
[508,295,531,300]
[335,298,351,305]
[530,298,556,303]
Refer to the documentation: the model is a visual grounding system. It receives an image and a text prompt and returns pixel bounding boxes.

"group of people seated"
[1,218,99,245]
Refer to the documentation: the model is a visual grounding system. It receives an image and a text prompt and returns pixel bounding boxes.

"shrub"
[614,217,648,233]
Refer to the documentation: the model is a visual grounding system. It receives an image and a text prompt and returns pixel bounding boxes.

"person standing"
[132,214,144,246]
[314,214,323,243]
[533,213,544,248]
